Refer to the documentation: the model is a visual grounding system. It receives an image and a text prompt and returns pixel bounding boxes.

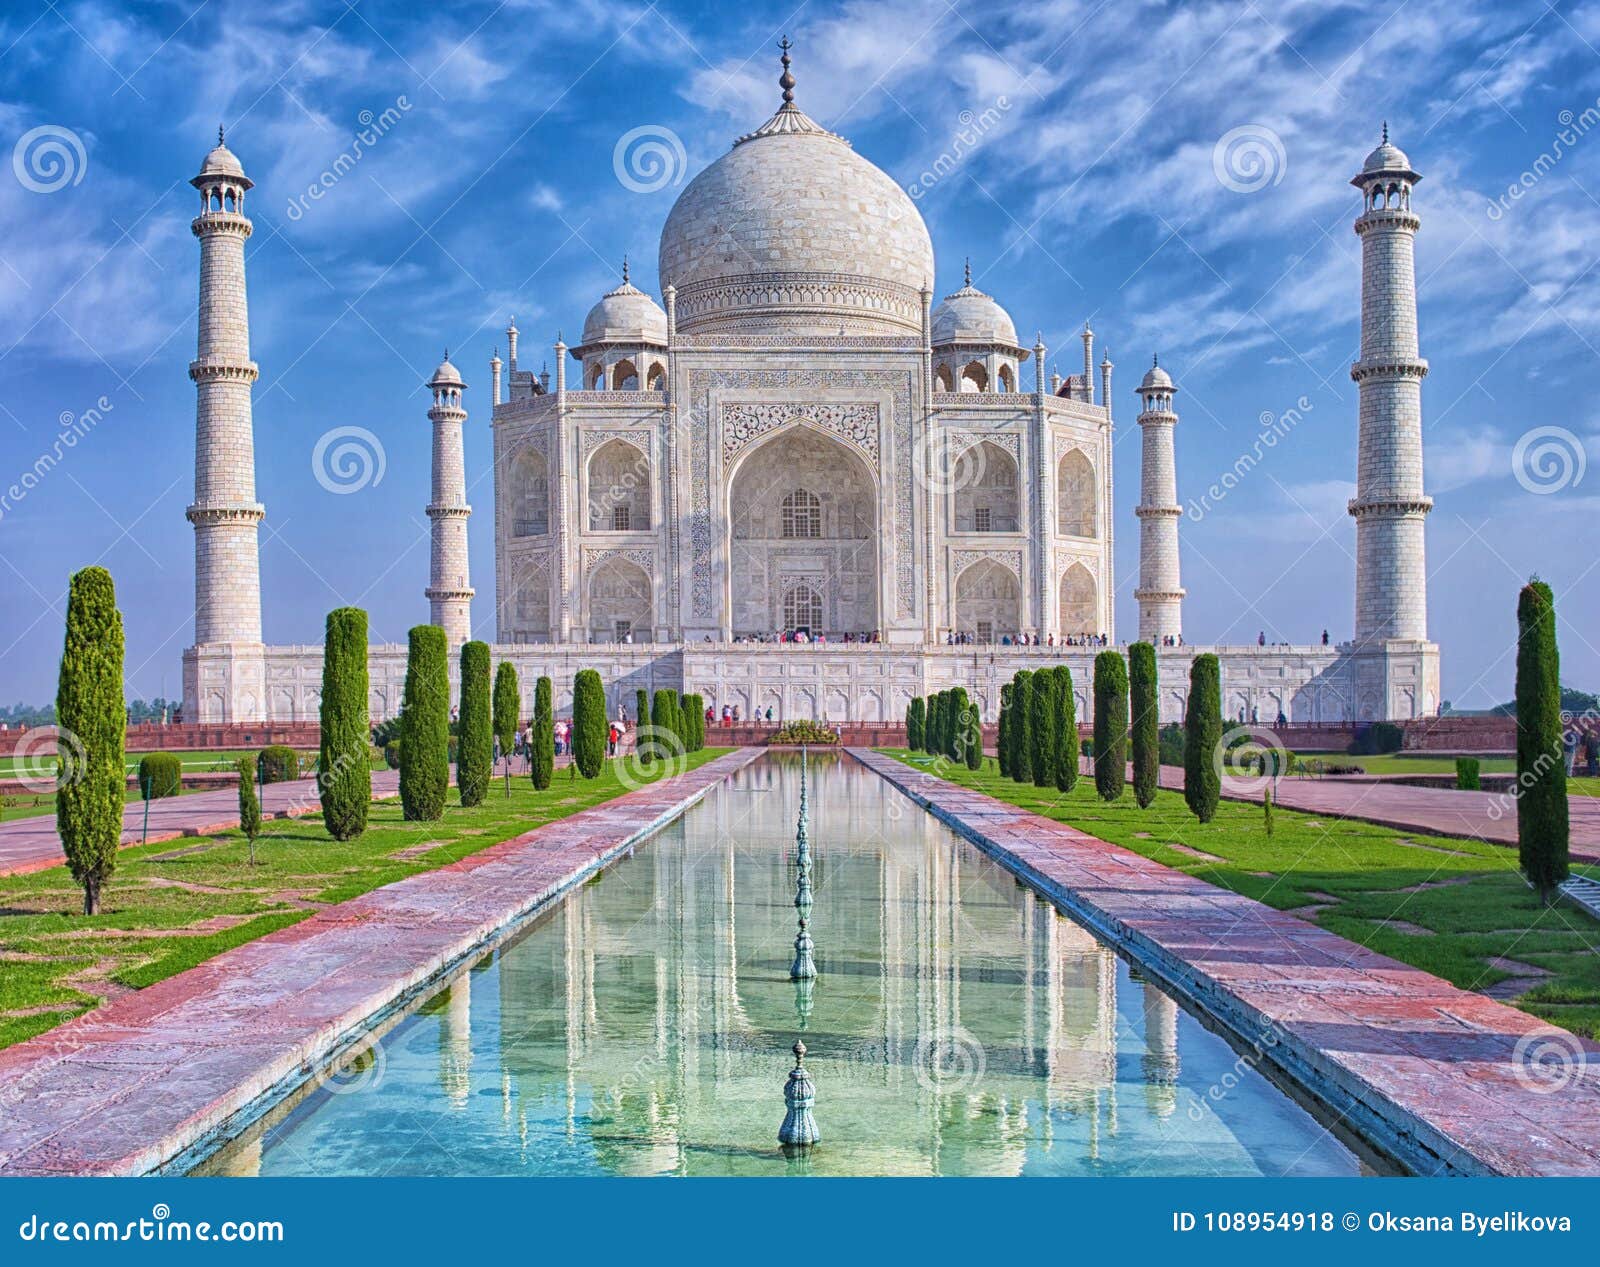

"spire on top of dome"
[621,254,629,285]
[963,257,972,288]
[733,38,847,147]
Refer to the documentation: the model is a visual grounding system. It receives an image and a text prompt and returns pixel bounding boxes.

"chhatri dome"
[193,126,250,187]
[1359,122,1416,177]
[658,39,934,338]
[580,258,668,347]
[1139,354,1173,391]
[931,259,1021,349]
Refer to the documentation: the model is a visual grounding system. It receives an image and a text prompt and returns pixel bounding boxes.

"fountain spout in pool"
[778,1040,820,1147]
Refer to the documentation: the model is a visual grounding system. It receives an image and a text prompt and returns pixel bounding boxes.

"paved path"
[0,748,761,1176]
[863,749,1600,1177]
[0,772,404,878]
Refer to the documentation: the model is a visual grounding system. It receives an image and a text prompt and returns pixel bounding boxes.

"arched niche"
[587,438,650,531]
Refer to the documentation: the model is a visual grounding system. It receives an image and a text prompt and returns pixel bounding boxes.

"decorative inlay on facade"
[581,429,650,462]
[721,401,880,465]
[585,547,655,572]
[952,548,1022,579]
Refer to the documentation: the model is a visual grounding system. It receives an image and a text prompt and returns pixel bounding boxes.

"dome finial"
[1152,352,1159,367]
[622,254,629,284]
[963,256,971,287]
[779,35,795,106]
[1382,120,1389,144]
[218,124,225,146]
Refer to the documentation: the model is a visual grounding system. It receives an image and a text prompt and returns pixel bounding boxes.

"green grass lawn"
[0,749,729,1050]
[1340,753,1516,775]
[881,749,1600,1039]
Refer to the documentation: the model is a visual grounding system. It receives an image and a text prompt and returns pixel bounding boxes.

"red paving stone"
[0,749,761,1176]
[859,749,1600,1177]
[0,772,404,878]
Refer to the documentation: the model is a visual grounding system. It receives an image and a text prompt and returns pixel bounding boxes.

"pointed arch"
[954,439,1019,533]
[934,363,954,393]
[587,555,651,642]
[646,361,665,390]
[587,437,650,531]
[959,361,987,392]
[954,559,1020,642]
[1059,563,1096,635]
[1057,449,1097,537]
[511,447,549,536]
[611,358,638,390]
[997,363,1016,393]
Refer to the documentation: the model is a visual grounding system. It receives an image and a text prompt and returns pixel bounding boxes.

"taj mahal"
[180,51,1439,727]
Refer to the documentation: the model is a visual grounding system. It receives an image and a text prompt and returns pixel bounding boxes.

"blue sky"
[1,0,1597,709]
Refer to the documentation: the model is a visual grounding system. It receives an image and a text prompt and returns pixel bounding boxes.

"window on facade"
[615,619,631,642]
[783,584,824,632]
[781,489,822,539]
[974,506,992,533]
[612,505,630,531]
[976,620,993,644]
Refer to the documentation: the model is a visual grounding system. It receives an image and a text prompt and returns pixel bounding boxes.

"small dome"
[1139,357,1173,391]
[931,263,1019,348]
[429,353,464,387]
[580,269,667,348]
[1357,125,1417,181]
[193,128,250,188]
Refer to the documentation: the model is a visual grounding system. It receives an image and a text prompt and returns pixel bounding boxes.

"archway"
[954,440,1018,533]
[1059,563,1096,635]
[1057,449,1096,537]
[997,364,1015,393]
[511,448,549,537]
[934,364,954,393]
[587,556,651,642]
[954,559,1020,643]
[728,426,878,637]
[959,361,987,392]
[587,438,649,531]
[509,566,550,641]
[611,359,638,390]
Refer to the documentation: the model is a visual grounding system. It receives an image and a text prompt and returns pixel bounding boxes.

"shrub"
[572,670,607,778]
[1052,665,1077,793]
[56,566,125,915]
[455,642,493,807]
[236,757,261,865]
[257,745,299,785]
[1263,784,1275,837]
[1517,579,1569,902]
[771,719,839,745]
[1183,654,1222,823]
[371,716,401,749]
[1455,756,1481,791]
[530,676,554,789]
[137,752,182,800]
[399,625,450,820]
[320,606,370,841]
[1093,651,1128,802]
[1129,642,1158,809]
[493,661,520,760]
[1350,721,1404,755]
[383,740,402,770]
[1029,669,1057,789]
[997,685,1012,778]
[1010,671,1034,784]
[1081,738,1093,758]
[907,696,925,752]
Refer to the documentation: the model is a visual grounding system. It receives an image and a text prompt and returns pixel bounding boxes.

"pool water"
[198,754,1371,1177]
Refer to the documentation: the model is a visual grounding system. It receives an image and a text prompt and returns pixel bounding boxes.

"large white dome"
[658,65,933,338]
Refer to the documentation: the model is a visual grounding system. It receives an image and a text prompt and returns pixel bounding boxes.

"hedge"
[56,566,125,914]
[1129,642,1159,809]
[1184,654,1222,823]
[530,676,553,789]
[1093,651,1128,802]
[1517,579,1569,902]
[1455,756,1481,791]
[572,670,607,778]
[399,625,450,820]
[257,745,299,785]
[137,752,182,799]
[319,606,370,841]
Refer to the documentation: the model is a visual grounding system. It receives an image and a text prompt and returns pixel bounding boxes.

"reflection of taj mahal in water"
[180,50,1438,725]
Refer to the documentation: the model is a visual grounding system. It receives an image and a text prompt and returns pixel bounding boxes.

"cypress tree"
[1517,579,1569,903]
[1129,641,1159,809]
[906,696,925,751]
[949,687,970,763]
[1093,650,1128,801]
[1011,671,1033,783]
[572,669,607,778]
[1184,654,1222,823]
[530,675,554,789]
[319,606,370,840]
[456,641,493,807]
[927,692,942,757]
[964,697,984,770]
[635,688,653,764]
[1052,664,1078,793]
[683,693,704,751]
[652,689,681,757]
[997,684,1013,779]
[236,757,261,866]
[1029,667,1057,788]
[399,625,450,820]
[493,662,520,762]
[55,566,124,915]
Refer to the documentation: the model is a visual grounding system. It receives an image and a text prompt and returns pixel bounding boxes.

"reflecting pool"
[198,753,1372,1177]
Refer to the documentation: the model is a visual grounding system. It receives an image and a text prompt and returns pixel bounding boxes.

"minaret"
[187,129,264,648]
[425,353,473,646]
[1350,126,1430,644]
[1134,356,1184,642]
[489,347,502,405]
[1080,322,1094,404]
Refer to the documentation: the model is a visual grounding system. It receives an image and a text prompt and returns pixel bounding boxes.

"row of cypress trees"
[996,665,1078,792]
[906,687,981,770]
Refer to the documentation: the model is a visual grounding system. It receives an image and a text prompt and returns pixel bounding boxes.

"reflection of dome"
[931,261,1019,348]
[581,264,667,347]
[658,52,933,338]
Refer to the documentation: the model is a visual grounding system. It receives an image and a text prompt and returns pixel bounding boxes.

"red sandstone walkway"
[0,748,761,1176]
[0,772,404,878]
[862,748,1600,1177]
